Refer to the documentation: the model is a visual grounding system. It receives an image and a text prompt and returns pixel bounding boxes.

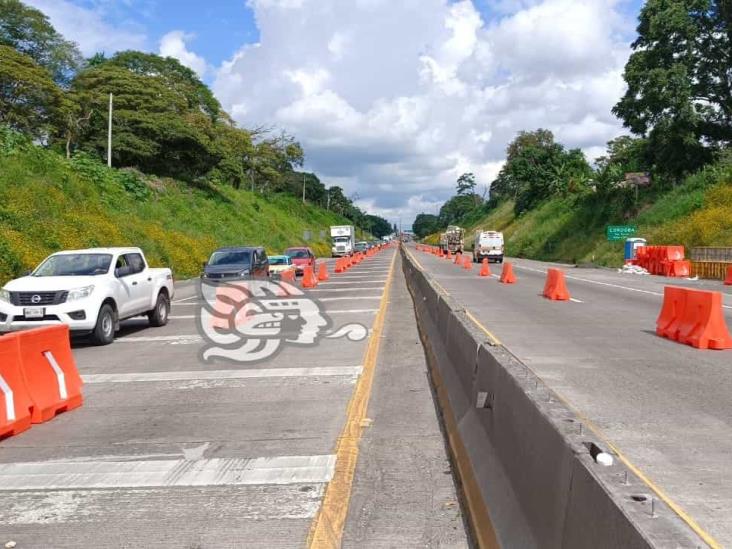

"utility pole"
[302,172,306,204]
[107,93,113,168]
[326,188,331,211]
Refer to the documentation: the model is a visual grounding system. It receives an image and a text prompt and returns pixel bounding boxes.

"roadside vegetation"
[415,0,732,266]
[0,0,391,283]
[0,128,352,283]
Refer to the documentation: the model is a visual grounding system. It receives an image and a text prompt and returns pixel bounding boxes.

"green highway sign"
[606,225,637,241]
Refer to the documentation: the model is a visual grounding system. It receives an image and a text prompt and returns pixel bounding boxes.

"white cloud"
[214,0,633,226]
[25,0,147,56]
[159,31,209,78]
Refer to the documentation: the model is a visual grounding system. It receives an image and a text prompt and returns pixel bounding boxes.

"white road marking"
[319,280,387,285]
[569,298,584,303]
[116,335,201,343]
[328,308,378,314]
[0,454,336,490]
[310,287,384,292]
[170,302,203,306]
[514,263,732,309]
[318,296,382,301]
[82,366,363,383]
[172,295,200,303]
[169,315,195,319]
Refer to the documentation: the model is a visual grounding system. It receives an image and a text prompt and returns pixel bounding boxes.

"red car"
[284,247,316,275]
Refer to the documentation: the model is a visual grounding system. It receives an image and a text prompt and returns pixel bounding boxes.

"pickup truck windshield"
[34,254,112,276]
[209,251,251,266]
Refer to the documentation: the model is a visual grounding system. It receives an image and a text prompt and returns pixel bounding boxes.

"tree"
[0,45,65,139]
[365,214,391,238]
[491,129,591,214]
[0,0,82,85]
[71,61,220,179]
[438,194,481,226]
[612,0,731,180]
[456,172,476,195]
[412,213,440,238]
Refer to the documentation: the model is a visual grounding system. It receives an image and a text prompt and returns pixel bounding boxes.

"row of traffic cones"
[303,242,391,289]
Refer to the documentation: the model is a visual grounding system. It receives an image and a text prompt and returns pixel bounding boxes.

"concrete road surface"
[406,244,732,546]
[0,247,467,548]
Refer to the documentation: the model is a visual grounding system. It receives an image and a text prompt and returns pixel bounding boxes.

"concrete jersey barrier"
[400,245,705,548]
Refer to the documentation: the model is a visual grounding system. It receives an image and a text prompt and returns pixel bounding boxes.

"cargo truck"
[330,225,355,257]
[440,225,464,254]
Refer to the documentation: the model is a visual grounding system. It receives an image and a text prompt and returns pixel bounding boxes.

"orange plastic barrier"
[500,262,517,284]
[656,286,732,349]
[669,260,690,278]
[17,325,83,423]
[301,266,318,288]
[479,258,491,277]
[724,266,732,286]
[543,268,571,301]
[317,263,329,282]
[0,334,33,438]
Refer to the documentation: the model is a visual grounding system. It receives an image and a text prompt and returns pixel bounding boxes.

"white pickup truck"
[0,247,174,345]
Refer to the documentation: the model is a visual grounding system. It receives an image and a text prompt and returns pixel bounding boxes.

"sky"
[26,0,645,227]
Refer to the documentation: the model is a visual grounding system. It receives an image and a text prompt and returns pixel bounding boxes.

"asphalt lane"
[407,245,732,545]
[0,247,424,548]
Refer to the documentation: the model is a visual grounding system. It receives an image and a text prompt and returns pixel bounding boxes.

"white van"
[473,231,504,263]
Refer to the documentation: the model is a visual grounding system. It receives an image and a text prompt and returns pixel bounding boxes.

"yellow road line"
[464,309,502,346]
[307,250,397,548]
[550,390,720,549]
[404,246,718,547]
[402,245,424,271]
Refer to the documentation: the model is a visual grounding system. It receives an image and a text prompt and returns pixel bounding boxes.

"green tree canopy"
[412,213,440,238]
[0,0,81,85]
[490,129,592,214]
[612,0,731,179]
[456,172,476,195]
[0,45,65,139]
[365,214,391,238]
[71,62,220,179]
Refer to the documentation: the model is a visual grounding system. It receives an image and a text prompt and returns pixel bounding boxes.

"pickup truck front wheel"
[90,304,115,346]
[148,292,170,327]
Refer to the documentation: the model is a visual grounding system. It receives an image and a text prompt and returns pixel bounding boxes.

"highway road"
[0,247,468,548]
[405,244,732,546]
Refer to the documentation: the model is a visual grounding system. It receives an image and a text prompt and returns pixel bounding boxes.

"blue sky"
[29,0,647,224]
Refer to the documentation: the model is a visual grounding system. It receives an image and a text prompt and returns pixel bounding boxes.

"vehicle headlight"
[239,270,250,276]
[0,288,10,303]
[67,285,94,301]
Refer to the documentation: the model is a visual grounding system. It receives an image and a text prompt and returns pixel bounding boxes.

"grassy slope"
[0,146,350,284]
[439,166,732,266]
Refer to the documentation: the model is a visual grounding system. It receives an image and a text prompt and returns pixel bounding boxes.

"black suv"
[202,246,269,280]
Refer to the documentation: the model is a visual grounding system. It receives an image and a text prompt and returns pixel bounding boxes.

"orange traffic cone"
[479,258,491,277]
[500,262,517,284]
[317,262,329,281]
[446,250,452,260]
[454,252,462,265]
[301,266,317,289]
[462,255,472,270]
[335,259,344,273]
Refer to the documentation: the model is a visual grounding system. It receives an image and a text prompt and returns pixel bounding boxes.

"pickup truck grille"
[10,291,68,306]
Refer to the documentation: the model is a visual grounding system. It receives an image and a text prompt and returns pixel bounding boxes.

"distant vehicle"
[202,246,269,280]
[268,255,296,280]
[473,230,504,263]
[284,246,316,275]
[331,225,355,257]
[354,241,369,253]
[0,247,174,345]
[440,225,464,254]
